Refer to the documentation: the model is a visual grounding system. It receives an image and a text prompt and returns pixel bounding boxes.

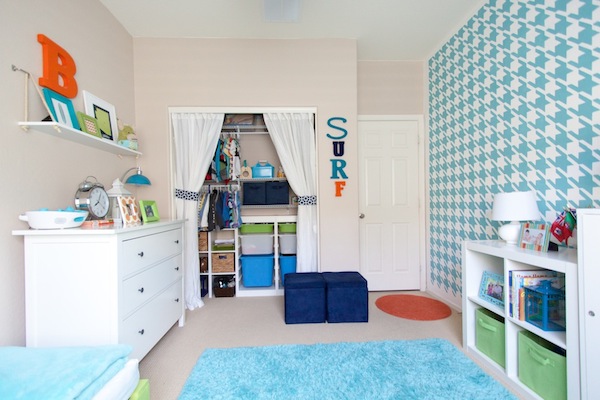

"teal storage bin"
[241,254,274,287]
[251,161,274,178]
[475,308,505,368]
[279,255,297,286]
[518,330,566,400]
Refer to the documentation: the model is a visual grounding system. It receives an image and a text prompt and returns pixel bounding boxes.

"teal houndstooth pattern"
[428,0,599,298]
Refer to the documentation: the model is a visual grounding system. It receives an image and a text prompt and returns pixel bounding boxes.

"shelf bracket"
[12,64,55,130]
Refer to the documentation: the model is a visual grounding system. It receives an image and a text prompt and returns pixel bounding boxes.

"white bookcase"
[577,208,600,399]
[462,240,579,399]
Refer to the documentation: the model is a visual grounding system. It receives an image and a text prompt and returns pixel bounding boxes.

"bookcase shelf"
[462,240,578,400]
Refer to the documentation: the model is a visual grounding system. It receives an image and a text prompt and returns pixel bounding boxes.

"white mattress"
[92,358,140,400]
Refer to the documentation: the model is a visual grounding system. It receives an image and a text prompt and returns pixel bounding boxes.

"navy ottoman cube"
[323,272,368,323]
[284,273,326,324]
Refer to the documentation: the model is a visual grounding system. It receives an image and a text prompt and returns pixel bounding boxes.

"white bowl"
[19,210,89,229]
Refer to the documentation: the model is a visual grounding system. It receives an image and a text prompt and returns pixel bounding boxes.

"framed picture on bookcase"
[479,271,504,308]
[518,222,550,252]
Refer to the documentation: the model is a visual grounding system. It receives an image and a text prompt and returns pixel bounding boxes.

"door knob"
[359,213,365,219]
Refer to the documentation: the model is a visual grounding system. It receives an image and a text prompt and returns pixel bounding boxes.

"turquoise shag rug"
[179,339,516,399]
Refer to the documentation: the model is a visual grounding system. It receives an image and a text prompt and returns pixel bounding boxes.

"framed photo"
[479,271,504,308]
[518,222,550,252]
[42,88,80,130]
[76,112,101,138]
[83,90,118,142]
[139,200,160,223]
[117,195,141,226]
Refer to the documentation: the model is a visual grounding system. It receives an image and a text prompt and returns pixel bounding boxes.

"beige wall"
[132,38,360,272]
[358,61,424,115]
[0,0,136,345]
[1,1,426,346]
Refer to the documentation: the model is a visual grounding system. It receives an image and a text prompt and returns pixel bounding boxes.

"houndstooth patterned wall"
[428,0,599,300]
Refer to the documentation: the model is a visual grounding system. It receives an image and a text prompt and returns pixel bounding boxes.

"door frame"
[358,115,426,290]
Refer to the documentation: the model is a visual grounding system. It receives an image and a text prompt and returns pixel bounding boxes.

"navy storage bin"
[241,254,274,287]
[266,181,289,205]
[279,255,297,286]
[243,182,266,205]
[323,272,368,323]
[284,273,326,324]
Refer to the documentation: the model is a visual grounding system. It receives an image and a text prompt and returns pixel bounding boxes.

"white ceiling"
[98,0,486,60]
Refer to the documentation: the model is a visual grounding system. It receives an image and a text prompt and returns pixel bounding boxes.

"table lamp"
[491,190,541,244]
[121,167,151,186]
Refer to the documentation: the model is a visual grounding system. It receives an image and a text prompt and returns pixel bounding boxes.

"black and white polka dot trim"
[175,188,199,201]
[297,195,317,205]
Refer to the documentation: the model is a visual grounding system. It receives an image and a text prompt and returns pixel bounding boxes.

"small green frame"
[139,200,160,223]
[76,112,101,138]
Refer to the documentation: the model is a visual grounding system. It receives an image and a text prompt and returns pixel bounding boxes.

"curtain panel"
[171,112,224,309]
[264,113,318,272]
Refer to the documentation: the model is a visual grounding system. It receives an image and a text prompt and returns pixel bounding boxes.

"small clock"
[75,177,110,219]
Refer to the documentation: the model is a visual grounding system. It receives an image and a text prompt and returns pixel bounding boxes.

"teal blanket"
[0,345,132,400]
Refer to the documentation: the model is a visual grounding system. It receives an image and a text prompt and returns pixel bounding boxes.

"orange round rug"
[375,294,452,321]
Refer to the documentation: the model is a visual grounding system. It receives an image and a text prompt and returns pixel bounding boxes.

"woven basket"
[198,231,208,251]
[212,253,235,273]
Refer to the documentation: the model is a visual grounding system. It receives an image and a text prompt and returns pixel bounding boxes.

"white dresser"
[13,220,185,360]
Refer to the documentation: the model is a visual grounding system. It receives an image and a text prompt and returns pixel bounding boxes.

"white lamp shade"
[491,191,541,222]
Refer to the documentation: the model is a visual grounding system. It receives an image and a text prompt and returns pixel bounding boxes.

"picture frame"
[139,200,160,223]
[479,271,504,308]
[82,90,118,142]
[42,88,80,130]
[76,112,101,138]
[518,222,551,252]
[117,195,141,226]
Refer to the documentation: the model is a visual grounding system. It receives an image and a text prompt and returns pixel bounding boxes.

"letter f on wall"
[38,34,78,98]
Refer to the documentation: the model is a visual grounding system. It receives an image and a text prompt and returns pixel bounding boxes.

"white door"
[358,117,423,291]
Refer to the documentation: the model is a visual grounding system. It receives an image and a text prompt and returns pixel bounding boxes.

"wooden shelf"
[18,121,142,157]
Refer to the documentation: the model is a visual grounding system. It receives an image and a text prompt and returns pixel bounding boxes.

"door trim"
[358,115,426,290]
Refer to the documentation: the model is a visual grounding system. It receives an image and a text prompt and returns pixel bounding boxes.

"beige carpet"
[139,291,463,400]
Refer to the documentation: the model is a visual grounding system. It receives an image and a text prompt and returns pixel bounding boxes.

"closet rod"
[220,131,269,135]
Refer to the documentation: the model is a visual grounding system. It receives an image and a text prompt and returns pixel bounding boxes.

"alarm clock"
[74,176,110,220]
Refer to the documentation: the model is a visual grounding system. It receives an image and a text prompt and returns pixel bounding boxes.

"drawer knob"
[138,251,144,257]
[138,329,145,335]
[175,240,180,244]
[175,266,180,271]
[138,287,144,293]
[589,310,596,317]
[175,298,180,303]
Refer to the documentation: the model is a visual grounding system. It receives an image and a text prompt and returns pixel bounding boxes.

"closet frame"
[168,106,319,298]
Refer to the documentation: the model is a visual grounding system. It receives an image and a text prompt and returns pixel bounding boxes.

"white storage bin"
[240,234,274,255]
[279,234,297,255]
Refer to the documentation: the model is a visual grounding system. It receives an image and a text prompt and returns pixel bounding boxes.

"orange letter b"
[38,34,78,98]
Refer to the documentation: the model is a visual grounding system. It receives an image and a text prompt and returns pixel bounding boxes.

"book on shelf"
[508,270,565,320]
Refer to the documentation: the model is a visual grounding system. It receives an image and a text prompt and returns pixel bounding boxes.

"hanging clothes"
[197,186,242,231]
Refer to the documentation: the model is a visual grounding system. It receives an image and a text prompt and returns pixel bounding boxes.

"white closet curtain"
[172,112,224,309]
[264,113,318,272]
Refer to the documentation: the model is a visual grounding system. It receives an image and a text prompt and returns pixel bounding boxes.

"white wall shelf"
[462,240,579,400]
[18,121,142,157]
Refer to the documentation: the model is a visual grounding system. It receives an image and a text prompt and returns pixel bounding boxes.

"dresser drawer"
[121,255,182,317]
[121,228,182,276]
[121,280,183,360]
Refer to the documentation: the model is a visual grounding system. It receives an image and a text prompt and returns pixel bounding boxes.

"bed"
[0,345,139,400]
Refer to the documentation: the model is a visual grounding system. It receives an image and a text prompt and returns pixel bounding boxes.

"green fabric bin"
[240,223,274,234]
[475,308,505,368]
[278,223,296,234]
[518,330,566,400]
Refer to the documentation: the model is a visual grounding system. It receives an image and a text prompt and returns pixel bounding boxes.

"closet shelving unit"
[198,113,300,298]
[199,228,239,298]
[236,215,297,297]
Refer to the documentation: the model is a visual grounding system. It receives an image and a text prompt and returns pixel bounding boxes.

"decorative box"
[524,280,566,331]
